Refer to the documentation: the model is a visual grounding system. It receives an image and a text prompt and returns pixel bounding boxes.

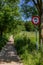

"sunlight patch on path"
[0,62,23,65]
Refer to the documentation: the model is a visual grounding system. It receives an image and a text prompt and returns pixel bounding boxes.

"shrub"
[14,33,43,65]
[25,21,35,31]
[0,36,8,50]
[14,34,36,54]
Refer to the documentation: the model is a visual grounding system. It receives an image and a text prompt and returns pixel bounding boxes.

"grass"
[14,31,43,65]
[15,31,39,43]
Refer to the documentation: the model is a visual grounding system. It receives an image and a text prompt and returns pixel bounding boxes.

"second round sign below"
[32,16,40,25]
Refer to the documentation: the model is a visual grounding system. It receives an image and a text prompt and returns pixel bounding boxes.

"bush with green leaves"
[14,33,43,65]
[0,0,19,36]
[25,21,35,31]
[0,36,8,50]
[13,21,25,36]
[14,34,36,54]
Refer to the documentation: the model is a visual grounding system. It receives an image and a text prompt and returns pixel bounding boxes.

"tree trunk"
[0,30,3,37]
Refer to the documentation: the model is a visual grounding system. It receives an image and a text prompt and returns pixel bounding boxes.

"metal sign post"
[32,16,40,50]
[35,26,39,50]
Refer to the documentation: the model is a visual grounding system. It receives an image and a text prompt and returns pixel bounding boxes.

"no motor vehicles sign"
[32,16,40,25]
[32,16,40,49]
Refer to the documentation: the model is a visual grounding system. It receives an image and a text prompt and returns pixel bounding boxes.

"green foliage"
[0,36,8,50]
[0,0,20,51]
[14,32,43,65]
[13,21,25,35]
[0,0,19,35]
[20,51,41,65]
[20,1,38,20]
[6,0,19,3]
[25,21,35,31]
[14,33,36,54]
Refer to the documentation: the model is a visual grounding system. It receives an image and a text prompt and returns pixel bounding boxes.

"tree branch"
[40,0,42,7]
[32,0,39,11]
[32,0,37,6]
[37,0,40,6]
[32,0,42,15]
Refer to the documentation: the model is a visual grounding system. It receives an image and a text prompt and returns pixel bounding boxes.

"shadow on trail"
[0,41,20,63]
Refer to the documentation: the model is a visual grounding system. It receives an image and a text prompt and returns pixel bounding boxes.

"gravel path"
[0,35,23,65]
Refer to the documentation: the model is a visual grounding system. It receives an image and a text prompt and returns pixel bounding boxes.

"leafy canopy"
[0,0,19,34]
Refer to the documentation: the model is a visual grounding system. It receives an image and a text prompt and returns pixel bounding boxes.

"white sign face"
[32,16,40,25]
[33,17,39,24]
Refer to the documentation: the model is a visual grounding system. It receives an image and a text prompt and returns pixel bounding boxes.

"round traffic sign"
[32,16,40,25]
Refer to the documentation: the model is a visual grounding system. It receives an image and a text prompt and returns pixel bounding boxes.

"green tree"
[20,0,43,46]
[25,21,35,31]
[0,0,19,36]
[13,20,25,35]
[32,0,42,47]
[20,1,38,19]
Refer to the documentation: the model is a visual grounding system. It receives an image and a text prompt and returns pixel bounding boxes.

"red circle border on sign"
[32,16,40,25]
